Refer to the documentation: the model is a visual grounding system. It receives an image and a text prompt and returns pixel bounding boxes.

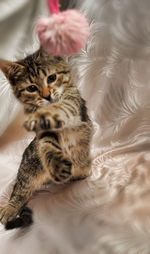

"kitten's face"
[0,49,72,111]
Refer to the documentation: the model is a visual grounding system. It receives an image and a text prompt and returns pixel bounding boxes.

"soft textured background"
[1,0,150,253]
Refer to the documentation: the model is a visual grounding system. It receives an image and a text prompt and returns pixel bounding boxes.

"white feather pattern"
[1,0,150,253]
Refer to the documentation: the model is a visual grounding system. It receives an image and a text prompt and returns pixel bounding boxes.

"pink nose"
[42,86,50,98]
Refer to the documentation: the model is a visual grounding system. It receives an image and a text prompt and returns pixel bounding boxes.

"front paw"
[0,205,18,226]
[24,110,64,132]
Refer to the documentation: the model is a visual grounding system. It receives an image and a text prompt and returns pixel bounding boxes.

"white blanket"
[1,0,150,253]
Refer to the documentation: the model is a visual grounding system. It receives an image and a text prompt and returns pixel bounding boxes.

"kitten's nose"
[44,95,51,102]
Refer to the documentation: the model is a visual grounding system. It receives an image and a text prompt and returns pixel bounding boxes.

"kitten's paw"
[24,111,64,132]
[38,112,64,130]
[24,113,38,131]
[0,205,18,226]
[50,158,72,184]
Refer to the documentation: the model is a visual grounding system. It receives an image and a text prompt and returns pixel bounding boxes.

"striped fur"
[0,48,93,229]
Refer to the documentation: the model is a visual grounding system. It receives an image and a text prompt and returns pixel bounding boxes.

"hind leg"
[0,139,48,227]
[38,131,72,184]
[60,123,92,181]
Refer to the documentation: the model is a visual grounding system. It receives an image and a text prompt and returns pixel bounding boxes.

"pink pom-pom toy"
[37,0,90,56]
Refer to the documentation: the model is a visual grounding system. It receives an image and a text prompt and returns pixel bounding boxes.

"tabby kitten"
[0,48,93,229]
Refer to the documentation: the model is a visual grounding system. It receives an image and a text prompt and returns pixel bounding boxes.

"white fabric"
[1,0,150,253]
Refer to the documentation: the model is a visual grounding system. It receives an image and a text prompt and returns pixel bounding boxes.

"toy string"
[47,0,60,14]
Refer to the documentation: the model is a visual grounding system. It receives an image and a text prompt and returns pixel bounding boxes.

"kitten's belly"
[59,128,78,157]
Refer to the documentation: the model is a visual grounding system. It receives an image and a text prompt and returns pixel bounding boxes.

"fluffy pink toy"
[37,0,90,56]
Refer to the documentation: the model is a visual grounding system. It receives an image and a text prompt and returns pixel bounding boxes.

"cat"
[0,48,93,229]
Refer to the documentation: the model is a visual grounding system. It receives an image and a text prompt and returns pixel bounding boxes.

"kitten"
[0,48,93,229]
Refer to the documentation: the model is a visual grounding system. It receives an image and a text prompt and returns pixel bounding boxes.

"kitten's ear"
[36,47,65,62]
[36,46,60,60]
[36,46,48,58]
[0,59,24,85]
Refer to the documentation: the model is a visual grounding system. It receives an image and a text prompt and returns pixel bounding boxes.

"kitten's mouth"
[44,95,52,102]
[40,96,54,106]
[31,96,55,108]
[43,94,55,104]
[45,97,54,104]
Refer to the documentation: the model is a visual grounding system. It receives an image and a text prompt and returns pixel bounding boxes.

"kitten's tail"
[5,207,33,230]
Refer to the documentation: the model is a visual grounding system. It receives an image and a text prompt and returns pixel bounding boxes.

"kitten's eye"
[27,85,38,92]
[47,74,57,84]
